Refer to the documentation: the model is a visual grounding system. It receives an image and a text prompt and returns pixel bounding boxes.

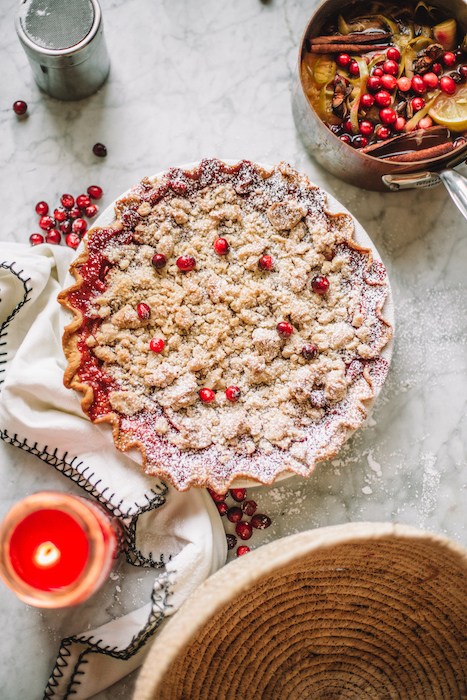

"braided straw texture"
[134,522,467,700]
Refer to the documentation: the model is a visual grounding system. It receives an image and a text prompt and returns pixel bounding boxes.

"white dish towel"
[0,242,227,700]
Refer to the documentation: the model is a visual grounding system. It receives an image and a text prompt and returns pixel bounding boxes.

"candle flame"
[34,541,61,567]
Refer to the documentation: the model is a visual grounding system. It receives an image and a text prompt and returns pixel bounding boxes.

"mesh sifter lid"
[17,0,95,50]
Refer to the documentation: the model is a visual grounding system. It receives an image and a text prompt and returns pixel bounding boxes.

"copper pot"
[292,0,467,218]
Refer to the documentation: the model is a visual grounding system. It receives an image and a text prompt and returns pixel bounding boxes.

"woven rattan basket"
[134,522,467,700]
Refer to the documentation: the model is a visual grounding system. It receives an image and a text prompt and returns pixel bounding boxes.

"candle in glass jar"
[0,492,124,608]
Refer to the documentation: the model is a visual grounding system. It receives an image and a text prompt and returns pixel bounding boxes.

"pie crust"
[58,159,392,492]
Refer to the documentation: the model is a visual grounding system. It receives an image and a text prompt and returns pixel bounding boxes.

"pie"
[59,159,392,492]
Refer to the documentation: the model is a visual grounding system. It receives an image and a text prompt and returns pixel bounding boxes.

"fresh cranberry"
[440,76,456,95]
[454,49,464,61]
[87,185,103,200]
[352,135,368,148]
[382,59,398,76]
[386,47,401,62]
[344,118,353,133]
[60,194,74,209]
[45,229,61,245]
[35,201,49,216]
[381,74,397,91]
[54,207,68,222]
[258,255,273,270]
[176,255,196,271]
[376,125,391,139]
[301,344,318,360]
[214,237,229,255]
[226,386,241,402]
[359,120,374,136]
[349,61,360,76]
[150,338,165,353]
[367,75,382,91]
[251,513,272,530]
[375,90,392,107]
[65,233,81,249]
[151,253,167,269]
[242,500,257,516]
[29,233,44,246]
[226,534,237,550]
[13,100,27,115]
[237,545,250,556]
[432,62,442,75]
[69,206,81,220]
[227,506,243,523]
[230,488,247,502]
[360,93,375,109]
[411,97,425,112]
[276,322,293,338]
[85,204,98,217]
[394,116,406,131]
[411,75,425,94]
[59,219,72,234]
[76,194,91,209]
[423,72,439,89]
[39,215,55,230]
[137,302,151,320]
[443,52,457,67]
[199,388,215,403]
[235,522,253,540]
[92,143,107,157]
[311,275,329,294]
[372,67,384,77]
[208,489,226,503]
[460,65,467,79]
[418,116,433,129]
[373,53,385,65]
[336,53,351,68]
[397,76,411,91]
[380,107,397,125]
[72,218,87,235]
[339,134,352,144]
[216,502,228,516]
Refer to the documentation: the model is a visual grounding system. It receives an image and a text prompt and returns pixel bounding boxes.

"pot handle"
[440,169,467,221]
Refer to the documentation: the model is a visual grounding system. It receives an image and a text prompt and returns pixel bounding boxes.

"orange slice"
[429,83,467,132]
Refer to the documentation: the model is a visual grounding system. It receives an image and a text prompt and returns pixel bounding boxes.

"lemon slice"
[429,83,467,132]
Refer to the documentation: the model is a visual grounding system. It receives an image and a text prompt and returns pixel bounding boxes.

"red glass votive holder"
[0,491,124,608]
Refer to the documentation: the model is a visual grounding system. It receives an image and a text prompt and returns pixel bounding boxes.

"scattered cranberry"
[214,237,229,255]
[386,47,401,62]
[339,134,352,144]
[13,100,27,116]
[85,204,98,217]
[250,513,272,530]
[423,72,439,89]
[76,194,91,209]
[376,125,391,139]
[353,135,368,148]
[372,67,384,77]
[344,118,353,133]
[59,219,72,234]
[349,61,360,76]
[375,90,392,107]
[72,218,87,235]
[311,275,329,294]
[230,488,247,502]
[336,53,351,68]
[226,534,237,550]
[440,75,456,95]
[236,521,252,540]
[69,207,81,220]
[242,500,257,516]
[394,116,406,132]
[301,344,318,360]
[151,253,167,269]
[443,52,457,67]
[87,185,103,200]
[137,302,151,320]
[216,502,228,516]
[65,233,81,249]
[454,49,464,61]
[418,115,433,129]
[460,65,467,79]
[380,74,397,91]
[92,142,107,157]
[208,489,226,503]
[411,97,425,112]
[60,194,75,209]
[45,229,61,245]
[382,59,398,76]
[176,255,196,271]
[397,76,411,91]
[380,107,397,125]
[432,62,442,75]
[237,546,250,557]
[259,255,273,270]
[150,338,165,353]
[54,207,68,222]
[359,120,374,136]
[199,388,215,403]
[276,321,293,338]
[227,506,243,523]
[226,386,241,402]
[35,201,49,216]
[367,75,382,91]
[39,215,55,231]
[360,93,375,109]
[29,233,44,246]
[373,53,385,65]
[411,75,425,94]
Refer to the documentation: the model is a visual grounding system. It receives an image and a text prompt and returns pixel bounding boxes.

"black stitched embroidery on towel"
[0,262,32,386]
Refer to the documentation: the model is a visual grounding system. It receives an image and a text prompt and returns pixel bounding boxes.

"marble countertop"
[2,0,467,698]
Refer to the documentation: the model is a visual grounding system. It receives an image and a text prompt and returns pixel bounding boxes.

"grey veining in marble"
[1,0,467,698]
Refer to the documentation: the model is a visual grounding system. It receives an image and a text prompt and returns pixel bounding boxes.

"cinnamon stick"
[380,141,455,162]
[309,43,389,54]
[310,32,391,45]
